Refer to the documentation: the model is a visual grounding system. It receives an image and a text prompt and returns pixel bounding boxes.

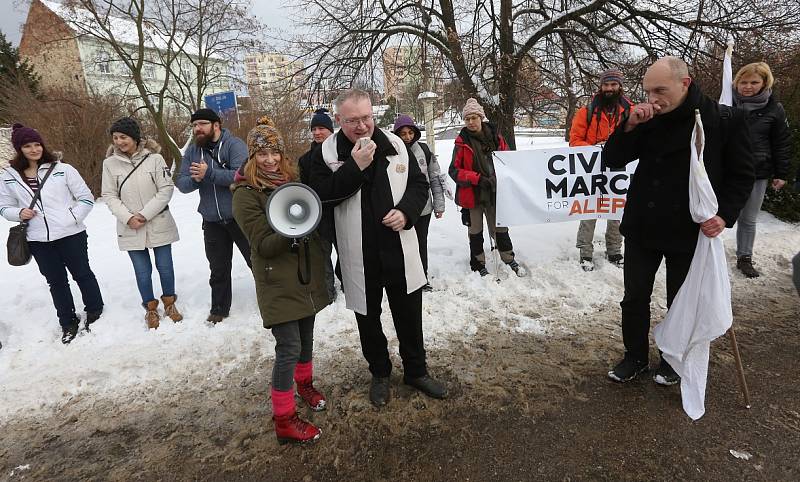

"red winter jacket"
[448,127,510,209]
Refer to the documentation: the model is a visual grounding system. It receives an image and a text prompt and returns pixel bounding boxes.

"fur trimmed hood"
[106,138,162,158]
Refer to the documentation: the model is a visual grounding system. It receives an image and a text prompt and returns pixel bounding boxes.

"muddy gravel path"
[2,265,799,481]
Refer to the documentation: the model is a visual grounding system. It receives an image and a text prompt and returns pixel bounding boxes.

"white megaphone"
[265,182,322,238]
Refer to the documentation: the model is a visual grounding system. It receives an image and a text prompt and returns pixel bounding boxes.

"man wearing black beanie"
[176,108,251,324]
[299,107,337,301]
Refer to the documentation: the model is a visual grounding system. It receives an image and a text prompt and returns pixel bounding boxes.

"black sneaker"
[607,357,648,382]
[653,358,680,386]
[84,310,102,331]
[580,257,595,272]
[507,261,527,277]
[607,254,624,268]
[61,317,80,345]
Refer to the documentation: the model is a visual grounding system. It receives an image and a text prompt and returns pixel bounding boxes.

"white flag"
[719,41,734,106]
[653,111,733,420]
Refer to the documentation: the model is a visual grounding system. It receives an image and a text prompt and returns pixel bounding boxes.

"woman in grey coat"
[101,117,182,328]
[394,114,446,291]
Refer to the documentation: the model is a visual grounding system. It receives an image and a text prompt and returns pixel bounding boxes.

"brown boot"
[144,300,160,329]
[161,295,183,322]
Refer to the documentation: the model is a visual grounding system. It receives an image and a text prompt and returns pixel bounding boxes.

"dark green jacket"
[232,184,330,328]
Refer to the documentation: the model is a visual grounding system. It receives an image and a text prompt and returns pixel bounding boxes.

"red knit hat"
[11,123,45,151]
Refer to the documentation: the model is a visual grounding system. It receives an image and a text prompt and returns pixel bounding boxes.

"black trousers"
[271,316,315,391]
[202,219,252,316]
[415,213,432,275]
[620,239,693,361]
[354,281,427,379]
[29,231,104,327]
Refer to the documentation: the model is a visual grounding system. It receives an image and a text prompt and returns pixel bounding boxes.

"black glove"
[461,208,471,227]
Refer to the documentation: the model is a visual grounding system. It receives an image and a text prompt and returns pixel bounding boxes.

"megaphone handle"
[297,237,312,285]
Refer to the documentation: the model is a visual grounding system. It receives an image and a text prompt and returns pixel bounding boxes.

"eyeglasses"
[192,120,212,127]
[341,115,374,127]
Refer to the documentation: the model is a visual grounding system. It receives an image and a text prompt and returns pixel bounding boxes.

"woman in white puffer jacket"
[101,117,182,329]
[0,123,104,344]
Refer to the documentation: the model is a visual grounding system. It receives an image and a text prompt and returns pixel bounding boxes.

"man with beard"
[176,108,252,324]
[603,57,754,385]
[298,108,337,301]
[308,89,447,406]
[569,69,631,272]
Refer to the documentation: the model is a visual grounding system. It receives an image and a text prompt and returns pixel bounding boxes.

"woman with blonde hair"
[732,62,793,278]
[231,116,330,445]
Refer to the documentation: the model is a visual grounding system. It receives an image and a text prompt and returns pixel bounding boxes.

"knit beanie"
[247,116,285,157]
[11,123,44,151]
[310,108,334,133]
[599,69,624,85]
[462,98,485,119]
[109,117,142,143]
[191,108,222,123]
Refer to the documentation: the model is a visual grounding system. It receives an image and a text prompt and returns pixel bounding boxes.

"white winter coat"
[101,139,179,251]
[0,160,95,242]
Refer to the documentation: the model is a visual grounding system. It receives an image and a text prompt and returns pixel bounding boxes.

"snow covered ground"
[1,134,798,423]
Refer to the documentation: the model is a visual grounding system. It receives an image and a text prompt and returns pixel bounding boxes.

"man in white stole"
[307,89,448,406]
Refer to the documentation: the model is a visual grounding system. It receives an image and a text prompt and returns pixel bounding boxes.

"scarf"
[261,169,290,189]
[732,88,771,112]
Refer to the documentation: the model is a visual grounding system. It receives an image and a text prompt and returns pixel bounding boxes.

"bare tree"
[286,0,799,148]
[56,0,260,164]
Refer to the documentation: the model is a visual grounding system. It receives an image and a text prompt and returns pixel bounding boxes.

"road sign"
[203,91,238,125]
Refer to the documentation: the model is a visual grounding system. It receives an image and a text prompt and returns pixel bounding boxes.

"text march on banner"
[493,146,638,227]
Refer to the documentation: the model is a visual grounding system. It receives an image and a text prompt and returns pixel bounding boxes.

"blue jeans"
[128,245,176,304]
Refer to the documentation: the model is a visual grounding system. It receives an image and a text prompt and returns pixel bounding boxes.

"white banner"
[494,146,638,226]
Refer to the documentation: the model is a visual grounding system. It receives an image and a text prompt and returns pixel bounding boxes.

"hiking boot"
[607,357,648,382]
[207,313,227,324]
[580,257,595,272]
[160,295,183,322]
[507,260,527,277]
[653,358,681,386]
[403,375,448,399]
[61,317,80,345]
[474,265,489,277]
[421,283,434,292]
[297,381,327,412]
[369,376,391,407]
[84,310,102,331]
[607,253,624,268]
[273,412,321,445]
[144,300,160,329]
[737,256,760,278]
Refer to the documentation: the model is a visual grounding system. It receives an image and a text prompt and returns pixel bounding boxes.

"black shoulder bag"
[7,163,57,266]
[117,153,151,196]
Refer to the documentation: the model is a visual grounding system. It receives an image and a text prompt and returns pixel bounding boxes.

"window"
[143,65,156,79]
[96,51,112,75]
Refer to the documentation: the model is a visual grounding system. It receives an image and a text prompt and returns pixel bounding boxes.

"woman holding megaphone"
[231,116,331,445]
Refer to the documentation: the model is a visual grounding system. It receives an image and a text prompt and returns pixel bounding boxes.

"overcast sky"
[1,1,292,46]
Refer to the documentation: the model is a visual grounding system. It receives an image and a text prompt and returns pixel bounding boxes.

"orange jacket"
[569,97,630,146]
